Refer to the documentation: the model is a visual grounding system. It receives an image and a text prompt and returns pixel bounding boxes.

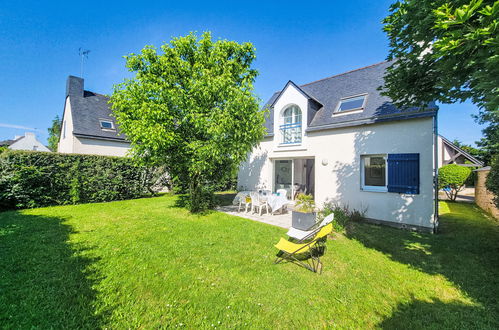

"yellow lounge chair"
[274,223,333,274]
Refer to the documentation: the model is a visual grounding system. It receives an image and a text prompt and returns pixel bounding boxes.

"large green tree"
[110,32,266,212]
[382,0,498,114]
[47,115,62,152]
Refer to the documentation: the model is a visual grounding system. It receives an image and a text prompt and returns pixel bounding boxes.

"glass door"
[274,160,292,199]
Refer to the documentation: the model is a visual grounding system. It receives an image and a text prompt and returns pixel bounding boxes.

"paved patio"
[216,204,292,228]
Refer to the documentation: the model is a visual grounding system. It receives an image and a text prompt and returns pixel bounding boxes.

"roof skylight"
[335,94,367,113]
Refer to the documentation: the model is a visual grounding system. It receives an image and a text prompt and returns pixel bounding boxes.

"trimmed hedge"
[0,150,157,211]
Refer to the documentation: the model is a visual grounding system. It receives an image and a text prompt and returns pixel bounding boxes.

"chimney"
[66,76,84,98]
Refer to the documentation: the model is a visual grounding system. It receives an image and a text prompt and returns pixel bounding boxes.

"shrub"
[318,200,367,232]
[0,150,160,211]
[295,193,315,213]
[438,164,471,201]
[486,156,499,208]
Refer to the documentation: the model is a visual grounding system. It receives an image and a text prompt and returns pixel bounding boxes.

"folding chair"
[286,213,334,241]
[274,223,333,274]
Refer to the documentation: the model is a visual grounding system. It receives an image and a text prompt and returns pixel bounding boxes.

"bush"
[438,164,471,201]
[0,150,159,211]
[295,193,316,213]
[318,200,366,232]
[486,156,499,208]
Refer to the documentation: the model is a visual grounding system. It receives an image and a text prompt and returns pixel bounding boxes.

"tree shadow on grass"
[379,297,493,329]
[0,211,106,328]
[345,202,499,328]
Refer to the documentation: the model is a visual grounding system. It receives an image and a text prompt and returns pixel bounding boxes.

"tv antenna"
[79,48,91,78]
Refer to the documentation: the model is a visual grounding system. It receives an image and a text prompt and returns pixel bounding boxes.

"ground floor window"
[361,153,420,194]
[361,155,387,192]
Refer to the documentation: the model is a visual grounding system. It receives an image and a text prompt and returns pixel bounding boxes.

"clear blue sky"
[0,0,484,145]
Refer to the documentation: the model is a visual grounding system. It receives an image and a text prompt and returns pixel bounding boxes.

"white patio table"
[263,194,289,214]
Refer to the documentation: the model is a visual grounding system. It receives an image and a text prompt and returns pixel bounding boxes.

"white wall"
[9,132,50,152]
[73,137,131,157]
[238,117,436,229]
[57,97,75,153]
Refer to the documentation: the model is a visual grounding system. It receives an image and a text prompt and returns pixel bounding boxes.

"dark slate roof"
[263,61,437,135]
[69,90,128,141]
[0,136,24,146]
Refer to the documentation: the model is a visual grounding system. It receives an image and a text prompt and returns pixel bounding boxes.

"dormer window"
[280,105,302,144]
[100,120,115,130]
[335,94,368,113]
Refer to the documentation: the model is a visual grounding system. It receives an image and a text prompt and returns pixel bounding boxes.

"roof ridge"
[300,60,389,88]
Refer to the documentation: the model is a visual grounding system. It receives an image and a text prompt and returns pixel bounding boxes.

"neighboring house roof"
[0,133,51,152]
[439,135,484,167]
[65,76,128,142]
[263,61,438,135]
[0,136,23,146]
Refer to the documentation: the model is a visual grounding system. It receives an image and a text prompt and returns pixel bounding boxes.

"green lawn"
[1,196,498,328]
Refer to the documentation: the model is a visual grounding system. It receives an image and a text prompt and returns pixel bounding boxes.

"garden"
[1,195,498,328]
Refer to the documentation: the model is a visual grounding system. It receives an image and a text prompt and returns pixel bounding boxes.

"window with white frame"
[361,154,387,192]
[99,120,115,130]
[335,94,367,113]
[280,105,302,144]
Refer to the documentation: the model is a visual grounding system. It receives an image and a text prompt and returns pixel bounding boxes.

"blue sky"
[0,0,484,145]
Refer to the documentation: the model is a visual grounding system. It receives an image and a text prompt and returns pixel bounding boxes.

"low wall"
[475,168,499,219]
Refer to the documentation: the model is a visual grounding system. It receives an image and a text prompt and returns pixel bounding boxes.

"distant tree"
[110,32,266,212]
[476,122,499,165]
[47,115,62,152]
[439,164,472,201]
[486,156,499,207]
[451,139,486,163]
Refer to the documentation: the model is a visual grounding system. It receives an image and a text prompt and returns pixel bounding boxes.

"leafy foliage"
[438,164,472,200]
[110,32,266,212]
[47,115,62,152]
[0,150,158,211]
[476,121,499,165]
[382,0,499,114]
[486,156,499,207]
[318,200,366,232]
[294,193,315,213]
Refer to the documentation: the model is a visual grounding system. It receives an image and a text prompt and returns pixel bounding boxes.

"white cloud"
[0,123,43,132]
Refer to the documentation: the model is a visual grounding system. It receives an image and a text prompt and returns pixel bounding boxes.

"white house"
[0,132,50,152]
[237,61,439,232]
[58,76,131,156]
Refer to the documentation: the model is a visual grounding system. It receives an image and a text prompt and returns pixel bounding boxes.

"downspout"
[433,111,439,233]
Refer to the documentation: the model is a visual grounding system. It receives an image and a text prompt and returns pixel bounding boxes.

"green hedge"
[0,150,157,211]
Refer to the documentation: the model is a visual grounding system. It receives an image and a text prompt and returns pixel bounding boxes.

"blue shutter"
[387,153,420,194]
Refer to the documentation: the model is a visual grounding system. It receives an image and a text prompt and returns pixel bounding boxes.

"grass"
[0,196,498,328]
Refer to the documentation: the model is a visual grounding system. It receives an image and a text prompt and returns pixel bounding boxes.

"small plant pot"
[292,211,317,230]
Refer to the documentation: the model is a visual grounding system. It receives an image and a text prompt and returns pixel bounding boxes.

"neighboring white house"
[58,76,131,156]
[237,61,440,232]
[0,132,51,152]
[437,135,483,168]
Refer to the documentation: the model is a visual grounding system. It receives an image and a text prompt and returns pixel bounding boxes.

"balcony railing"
[280,123,302,144]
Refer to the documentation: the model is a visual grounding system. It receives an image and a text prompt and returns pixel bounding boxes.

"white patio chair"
[286,213,335,241]
[276,189,288,198]
[238,193,251,212]
[250,191,269,216]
